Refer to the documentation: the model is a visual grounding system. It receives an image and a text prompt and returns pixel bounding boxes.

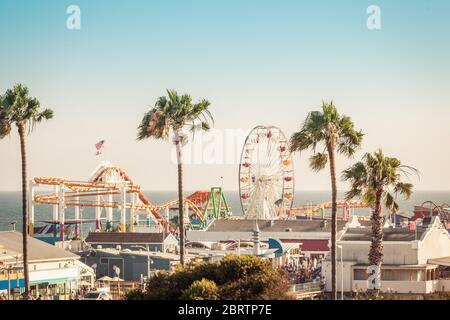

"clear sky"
[0,0,449,192]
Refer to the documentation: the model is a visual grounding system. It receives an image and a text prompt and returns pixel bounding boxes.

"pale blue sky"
[0,0,449,191]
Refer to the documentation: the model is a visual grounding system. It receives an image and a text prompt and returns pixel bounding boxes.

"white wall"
[417,226,450,264]
[336,241,418,265]
[30,260,74,271]
[30,266,79,283]
[322,260,356,293]
[187,231,330,242]
[352,280,429,294]
[335,220,450,267]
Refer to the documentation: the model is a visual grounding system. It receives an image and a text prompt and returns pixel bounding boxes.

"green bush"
[125,255,294,300]
[123,288,146,300]
[180,279,219,300]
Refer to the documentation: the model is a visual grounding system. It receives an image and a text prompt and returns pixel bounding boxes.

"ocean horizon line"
[0,189,449,193]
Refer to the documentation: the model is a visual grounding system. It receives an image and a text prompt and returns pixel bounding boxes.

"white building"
[0,231,94,299]
[322,216,450,295]
[187,218,357,259]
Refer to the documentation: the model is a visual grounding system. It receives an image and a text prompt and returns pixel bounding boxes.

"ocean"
[0,191,449,236]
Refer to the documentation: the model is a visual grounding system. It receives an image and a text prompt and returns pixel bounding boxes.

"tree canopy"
[289,100,363,172]
[0,83,53,137]
[124,255,294,300]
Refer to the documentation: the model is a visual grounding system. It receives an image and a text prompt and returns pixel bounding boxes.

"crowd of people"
[283,255,324,285]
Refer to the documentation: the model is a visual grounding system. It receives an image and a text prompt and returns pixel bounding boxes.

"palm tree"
[342,149,417,292]
[289,101,363,300]
[0,84,53,299]
[137,89,213,266]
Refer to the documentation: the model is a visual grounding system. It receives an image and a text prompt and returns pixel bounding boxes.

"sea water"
[0,190,448,234]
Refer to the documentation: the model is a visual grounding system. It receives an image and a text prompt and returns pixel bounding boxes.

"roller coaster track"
[289,199,370,214]
[33,166,206,233]
[419,201,450,226]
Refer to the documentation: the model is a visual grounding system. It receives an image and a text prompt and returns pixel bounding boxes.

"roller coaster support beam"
[106,194,113,231]
[58,184,65,242]
[130,192,137,232]
[120,183,127,232]
[95,194,101,230]
[75,192,80,238]
[53,185,59,238]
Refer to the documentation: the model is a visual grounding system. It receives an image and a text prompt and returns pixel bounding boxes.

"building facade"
[322,217,450,295]
[0,231,94,300]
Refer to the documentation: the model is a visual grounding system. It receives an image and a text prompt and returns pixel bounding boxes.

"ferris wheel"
[239,125,295,219]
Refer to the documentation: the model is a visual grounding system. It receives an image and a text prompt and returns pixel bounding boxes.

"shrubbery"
[124,255,294,300]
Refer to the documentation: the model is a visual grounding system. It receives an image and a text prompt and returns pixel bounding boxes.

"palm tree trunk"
[327,144,338,300]
[17,122,30,299]
[174,130,185,266]
[368,189,383,292]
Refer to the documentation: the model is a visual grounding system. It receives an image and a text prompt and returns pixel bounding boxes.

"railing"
[109,281,140,299]
[292,282,322,293]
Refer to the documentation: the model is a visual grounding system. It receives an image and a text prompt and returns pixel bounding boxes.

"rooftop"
[0,231,78,263]
[340,227,427,242]
[206,219,348,233]
[91,247,195,261]
[85,232,167,244]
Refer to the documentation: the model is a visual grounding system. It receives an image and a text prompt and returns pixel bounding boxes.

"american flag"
[95,140,105,155]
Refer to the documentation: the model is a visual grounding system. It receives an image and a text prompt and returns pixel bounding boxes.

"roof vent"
[321,220,327,228]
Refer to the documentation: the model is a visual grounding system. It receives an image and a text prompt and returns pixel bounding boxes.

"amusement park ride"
[29,162,232,241]
[238,125,370,221]
[29,125,373,242]
[239,126,294,219]
[412,201,450,228]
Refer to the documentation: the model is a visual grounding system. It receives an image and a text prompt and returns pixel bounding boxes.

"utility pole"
[338,245,344,300]
[147,244,150,278]
[7,266,11,300]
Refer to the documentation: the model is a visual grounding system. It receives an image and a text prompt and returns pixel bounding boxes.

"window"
[354,269,367,280]
[100,258,108,264]
[354,268,420,281]
[382,269,395,281]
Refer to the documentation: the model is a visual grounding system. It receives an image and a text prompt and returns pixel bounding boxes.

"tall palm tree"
[0,84,53,299]
[342,149,417,292]
[289,101,363,300]
[137,89,213,266]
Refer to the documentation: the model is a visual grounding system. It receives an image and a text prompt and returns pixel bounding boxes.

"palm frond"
[138,89,213,144]
[343,149,417,215]
[0,118,12,138]
[309,152,328,172]
[393,182,413,200]
[0,84,53,135]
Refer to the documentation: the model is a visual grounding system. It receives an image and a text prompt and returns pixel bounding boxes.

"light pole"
[146,244,154,279]
[113,265,121,298]
[91,263,97,286]
[6,266,11,300]
[337,245,343,300]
